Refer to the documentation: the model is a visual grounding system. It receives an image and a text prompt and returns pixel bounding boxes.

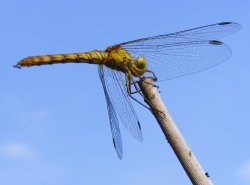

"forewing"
[120,22,240,81]
[99,65,143,142]
[120,22,240,47]
[99,65,123,159]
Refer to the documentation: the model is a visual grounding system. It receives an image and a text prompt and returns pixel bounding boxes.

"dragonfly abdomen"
[14,50,108,68]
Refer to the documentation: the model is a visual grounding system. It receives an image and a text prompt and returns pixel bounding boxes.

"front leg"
[125,73,132,95]
[146,69,157,81]
[125,72,151,111]
[126,71,141,95]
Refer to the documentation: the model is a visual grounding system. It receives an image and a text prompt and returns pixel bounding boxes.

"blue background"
[0,0,249,184]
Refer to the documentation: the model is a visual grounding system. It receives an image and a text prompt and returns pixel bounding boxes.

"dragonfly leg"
[146,69,158,81]
[126,71,165,116]
[127,71,146,97]
[140,77,159,89]
[130,77,144,97]
[125,72,151,111]
[130,80,142,95]
[131,74,165,117]
[130,72,159,89]
[125,73,132,95]
[126,72,145,96]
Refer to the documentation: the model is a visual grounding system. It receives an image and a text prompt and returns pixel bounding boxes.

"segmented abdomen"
[14,50,108,68]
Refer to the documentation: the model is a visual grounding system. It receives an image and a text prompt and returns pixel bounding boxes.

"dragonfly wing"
[126,40,232,81]
[120,22,241,46]
[120,22,241,81]
[99,65,143,142]
[99,65,123,159]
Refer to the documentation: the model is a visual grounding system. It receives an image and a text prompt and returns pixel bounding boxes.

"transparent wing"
[120,22,241,81]
[99,65,143,141]
[121,22,240,46]
[99,66,123,159]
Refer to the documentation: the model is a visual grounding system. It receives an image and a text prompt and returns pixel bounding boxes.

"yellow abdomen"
[15,50,108,68]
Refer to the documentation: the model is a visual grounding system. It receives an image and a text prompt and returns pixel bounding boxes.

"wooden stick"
[139,77,213,185]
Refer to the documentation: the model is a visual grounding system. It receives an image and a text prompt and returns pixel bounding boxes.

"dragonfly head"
[135,56,147,70]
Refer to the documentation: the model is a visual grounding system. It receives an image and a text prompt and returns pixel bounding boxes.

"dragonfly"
[14,22,240,159]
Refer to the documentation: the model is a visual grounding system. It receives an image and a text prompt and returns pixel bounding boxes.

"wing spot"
[137,121,141,130]
[219,22,232,25]
[112,138,116,148]
[209,40,223,45]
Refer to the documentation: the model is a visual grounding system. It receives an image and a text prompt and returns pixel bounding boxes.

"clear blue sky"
[1,0,249,184]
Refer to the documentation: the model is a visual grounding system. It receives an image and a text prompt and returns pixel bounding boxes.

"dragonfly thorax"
[104,46,148,77]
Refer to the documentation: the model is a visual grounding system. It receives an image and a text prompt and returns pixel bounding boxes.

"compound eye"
[136,56,147,69]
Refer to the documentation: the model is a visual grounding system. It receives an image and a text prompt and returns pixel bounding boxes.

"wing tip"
[113,138,123,160]
[218,21,241,31]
